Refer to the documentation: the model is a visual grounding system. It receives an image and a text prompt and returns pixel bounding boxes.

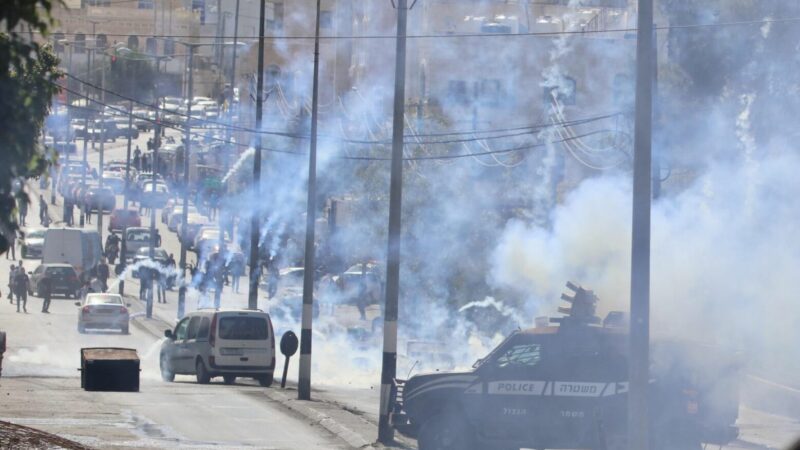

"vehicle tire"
[257,373,273,387]
[418,412,476,450]
[78,323,85,334]
[223,375,236,385]
[160,355,175,382]
[121,324,129,335]
[195,358,211,384]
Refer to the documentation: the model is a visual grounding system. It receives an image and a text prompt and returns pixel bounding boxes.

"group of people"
[6,261,50,313]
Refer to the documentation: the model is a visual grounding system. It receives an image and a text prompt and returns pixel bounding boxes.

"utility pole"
[80,47,92,227]
[378,0,412,443]
[298,0,322,402]
[629,0,653,449]
[97,56,106,241]
[177,46,195,320]
[248,0,267,311]
[230,0,240,97]
[119,96,134,296]
[148,133,159,318]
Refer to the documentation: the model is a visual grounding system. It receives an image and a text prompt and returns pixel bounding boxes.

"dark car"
[132,247,169,279]
[84,187,116,213]
[21,228,47,259]
[86,120,121,142]
[29,264,80,298]
[109,208,141,232]
[391,286,740,450]
[112,117,140,139]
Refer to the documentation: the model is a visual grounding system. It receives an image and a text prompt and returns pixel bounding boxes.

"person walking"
[166,253,176,289]
[139,266,151,301]
[39,272,52,313]
[6,231,16,260]
[18,200,27,227]
[83,202,91,224]
[13,262,29,313]
[230,258,243,294]
[39,194,48,225]
[64,198,74,226]
[133,146,141,171]
[7,265,16,303]
[96,258,110,292]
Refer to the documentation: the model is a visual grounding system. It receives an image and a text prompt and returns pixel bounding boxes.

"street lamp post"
[177,45,195,320]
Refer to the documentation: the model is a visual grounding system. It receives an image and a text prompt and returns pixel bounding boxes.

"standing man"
[133,146,141,171]
[64,197,74,226]
[13,262,29,313]
[5,231,16,260]
[83,202,91,224]
[96,258,110,292]
[39,271,52,313]
[7,265,16,303]
[38,194,48,225]
[18,200,27,227]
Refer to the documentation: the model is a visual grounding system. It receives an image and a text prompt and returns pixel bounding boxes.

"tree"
[0,0,62,253]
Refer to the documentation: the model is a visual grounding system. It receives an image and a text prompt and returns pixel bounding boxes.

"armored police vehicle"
[391,283,740,450]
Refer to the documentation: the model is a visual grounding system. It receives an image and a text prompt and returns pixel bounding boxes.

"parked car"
[192,226,223,254]
[21,228,47,259]
[83,187,116,213]
[76,293,130,334]
[109,209,141,232]
[86,120,121,142]
[29,263,80,298]
[101,175,126,195]
[111,117,140,139]
[159,309,276,386]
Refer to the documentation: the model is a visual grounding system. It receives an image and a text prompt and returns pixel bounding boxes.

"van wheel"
[121,324,129,335]
[160,355,175,382]
[223,375,236,385]
[418,412,476,450]
[78,324,85,334]
[257,373,273,387]
[195,358,211,384]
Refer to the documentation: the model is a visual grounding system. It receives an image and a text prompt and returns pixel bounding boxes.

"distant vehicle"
[42,228,102,278]
[140,182,170,209]
[168,205,199,231]
[160,309,276,386]
[109,209,141,232]
[86,120,121,142]
[29,263,80,298]
[179,213,210,246]
[21,228,47,259]
[54,141,77,154]
[192,226,223,254]
[331,262,383,305]
[110,116,140,139]
[101,175,126,195]
[161,198,178,223]
[124,227,156,260]
[83,187,116,213]
[131,247,169,278]
[76,293,130,334]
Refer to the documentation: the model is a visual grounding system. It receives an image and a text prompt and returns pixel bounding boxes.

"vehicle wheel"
[223,375,236,385]
[78,323,85,334]
[195,358,211,384]
[257,373,273,387]
[121,324,129,334]
[160,355,175,382]
[418,412,476,450]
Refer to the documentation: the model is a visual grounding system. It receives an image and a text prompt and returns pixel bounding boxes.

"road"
[5,133,800,449]
[1,134,356,448]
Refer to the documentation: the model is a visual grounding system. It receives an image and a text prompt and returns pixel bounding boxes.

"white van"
[159,309,276,386]
[42,228,103,278]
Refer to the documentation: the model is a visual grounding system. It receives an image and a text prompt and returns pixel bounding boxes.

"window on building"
[481,22,512,34]
[138,0,154,9]
[75,33,86,54]
[96,34,108,49]
[164,38,175,56]
[267,2,284,32]
[128,35,139,51]
[53,32,65,53]
[146,37,157,55]
[192,0,207,24]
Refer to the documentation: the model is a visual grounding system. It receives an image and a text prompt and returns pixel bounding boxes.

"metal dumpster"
[80,347,140,392]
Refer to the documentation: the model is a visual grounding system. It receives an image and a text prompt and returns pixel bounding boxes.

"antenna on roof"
[551,281,601,325]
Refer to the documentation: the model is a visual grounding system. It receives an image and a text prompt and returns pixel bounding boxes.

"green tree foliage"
[0,0,62,252]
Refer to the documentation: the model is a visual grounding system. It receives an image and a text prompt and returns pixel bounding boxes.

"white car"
[168,205,199,231]
[159,309,276,386]
[76,293,131,334]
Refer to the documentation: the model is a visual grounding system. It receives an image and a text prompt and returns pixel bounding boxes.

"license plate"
[220,348,244,356]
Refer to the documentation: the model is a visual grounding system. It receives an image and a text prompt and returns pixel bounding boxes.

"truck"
[391,283,740,450]
[42,228,103,279]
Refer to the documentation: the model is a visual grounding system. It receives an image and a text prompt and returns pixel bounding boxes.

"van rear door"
[214,313,272,368]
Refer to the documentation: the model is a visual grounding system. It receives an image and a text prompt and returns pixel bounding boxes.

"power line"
[63,72,623,143]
